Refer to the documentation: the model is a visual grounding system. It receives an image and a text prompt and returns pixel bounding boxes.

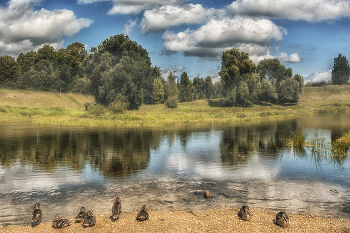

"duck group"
[30,190,289,229]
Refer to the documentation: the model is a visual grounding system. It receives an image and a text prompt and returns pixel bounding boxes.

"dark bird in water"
[111,197,122,221]
[52,214,71,228]
[75,207,87,223]
[204,190,212,198]
[275,211,289,228]
[82,211,96,227]
[237,206,251,221]
[31,203,42,227]
[136,205,149,221]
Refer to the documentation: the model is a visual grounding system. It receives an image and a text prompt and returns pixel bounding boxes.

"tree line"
[5,34,350,109]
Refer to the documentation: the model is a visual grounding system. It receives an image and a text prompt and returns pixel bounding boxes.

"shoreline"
[1,207,350,232]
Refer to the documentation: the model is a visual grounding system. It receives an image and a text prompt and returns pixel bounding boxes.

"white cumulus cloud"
[227,0,350,21]
[0,0,93,56]
[141,4,225,33]
[277,52,301,63]
[161,16,287,60]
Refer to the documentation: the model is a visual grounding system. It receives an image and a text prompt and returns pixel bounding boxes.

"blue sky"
[0,0,349,83]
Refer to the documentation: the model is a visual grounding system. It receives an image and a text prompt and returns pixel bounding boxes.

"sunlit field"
[1,86,350,127]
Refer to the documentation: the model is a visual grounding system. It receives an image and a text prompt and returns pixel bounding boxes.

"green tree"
[179,72,193,102]
[164,72,178,108]
[331,54,350,85]
[152,77,164,104]
[219,48,258,106]
[17,51,37,73]
[236,81,250,106]
[0,55,19,86]
[277,74,304,103]
[143,66,161,105]
[203,76,214,99]
[257,58,292,85]
[193,77,205,100]
[259,78,278,102]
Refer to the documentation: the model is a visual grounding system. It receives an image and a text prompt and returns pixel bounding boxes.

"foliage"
[331,54,350,85]
[223,88,236,107]
[258,58,303,103]
[219,48,259,106]
[0,55,19,86]
[152,77,164,104]
[179,72,193,102]
[259,78,278,102]
[164,72,178,108]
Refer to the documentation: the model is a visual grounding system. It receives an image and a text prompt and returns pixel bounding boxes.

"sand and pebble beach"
[1,207,350,233]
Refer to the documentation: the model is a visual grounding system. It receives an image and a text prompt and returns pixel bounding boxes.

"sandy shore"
[1,207,350,233]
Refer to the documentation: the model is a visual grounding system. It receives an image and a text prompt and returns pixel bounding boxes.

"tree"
[219,48,258,106]
[179,72,193,102]
[259,78,278,102]
[278,74,304,103]
[143,66,161,105]
[0,55,19,86]
[331,54,350,85]
[193,77,205,100]
[203,76,214,99]
[257,58,292,85]
[164,72,178,108]
[152,77,164,104]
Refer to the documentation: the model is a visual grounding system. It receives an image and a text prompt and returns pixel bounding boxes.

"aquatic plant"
[292,132,307,147]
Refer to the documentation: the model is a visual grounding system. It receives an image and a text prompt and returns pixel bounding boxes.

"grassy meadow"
[1,86,350,127]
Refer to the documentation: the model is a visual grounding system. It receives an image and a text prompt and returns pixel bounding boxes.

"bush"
[87,104,106,116]
[165,95,178,108]
[224,88,236,107]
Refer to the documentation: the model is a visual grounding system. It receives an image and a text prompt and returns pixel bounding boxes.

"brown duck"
[31,203,42,226]
[136,205,149,221]
[237,206,251,221]
[275,211,289,228]
[75,207,87,223]
[52,214,71,228]
[82,211,96,227]
[203,190,212,198]
[111,197,122,221]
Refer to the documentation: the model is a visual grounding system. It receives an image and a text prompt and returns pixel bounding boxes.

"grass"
[1,86,350,127]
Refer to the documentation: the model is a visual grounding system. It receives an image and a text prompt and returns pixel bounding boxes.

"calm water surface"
[1,113,350,226]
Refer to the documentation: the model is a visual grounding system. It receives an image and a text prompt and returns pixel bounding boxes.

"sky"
[0,0,349,83]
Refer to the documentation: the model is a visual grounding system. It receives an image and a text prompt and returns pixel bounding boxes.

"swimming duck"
[75,207,87,223]
[136,205,149,221]
[111,197,122,221]
[52,214,71,228]
[275,211,289,228]
[31,203,42,226]
[237,206,251,221]
[204,190,212,198]
[82,211,96,227]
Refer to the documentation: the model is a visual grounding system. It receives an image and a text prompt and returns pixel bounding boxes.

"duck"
[136,205,149,221]
[275,211,289,228]
[237,206,251,221]
[111,197,122,221]
[204,190,212,198]
[75,207,87,223]
[31,203,42,226]
[82,211,96,227]
[52,214,71,228]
